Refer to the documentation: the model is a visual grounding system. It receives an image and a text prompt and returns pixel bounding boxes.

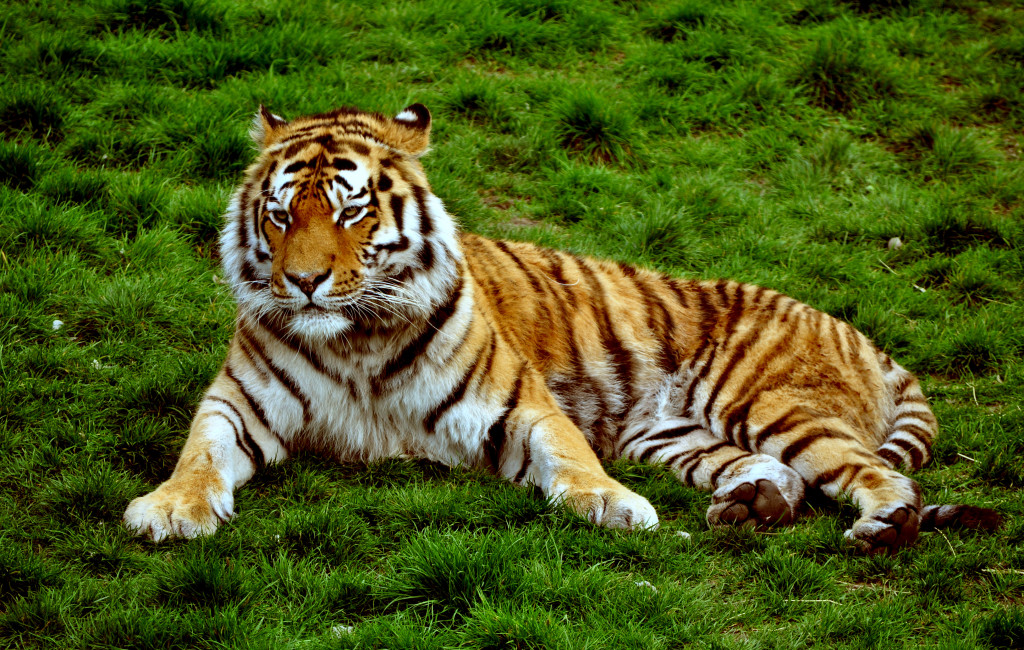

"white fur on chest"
[237,308,493,467]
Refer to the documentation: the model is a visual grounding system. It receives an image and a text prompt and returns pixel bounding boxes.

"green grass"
[1,0,1023,647]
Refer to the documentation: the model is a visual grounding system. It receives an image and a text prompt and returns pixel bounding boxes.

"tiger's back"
[123,103,1000,552]
[465,234,908,455]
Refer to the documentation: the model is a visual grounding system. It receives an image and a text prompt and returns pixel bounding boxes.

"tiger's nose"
[284,270,331,298]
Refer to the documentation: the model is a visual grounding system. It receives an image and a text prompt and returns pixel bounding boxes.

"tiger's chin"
[283,307,357,341]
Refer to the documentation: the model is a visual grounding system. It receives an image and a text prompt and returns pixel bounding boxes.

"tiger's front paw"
[561,483,659,531]
[124,481,234,542]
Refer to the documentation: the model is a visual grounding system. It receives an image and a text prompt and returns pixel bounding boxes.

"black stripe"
[378,172,393,192]
[840,464,871,491]
[892,373,915,397]
[724,401,753,449]
[716,294,785,409]
[829,316,850,366]
[413,184,432,236]
[477,333,499,381]
[575,257,635,417]
[631,424,703,461]
[877,447,903,467]
[485,369,525,472]
[206,397,253,466]
[683,442,731,484]
[494,241,544,294]
[237,186,252,248]
[417,241,435,271]
[239,260,267,289]
[371,274,464,395]
[251,197,263,250]
[636,425,705,462]
[491,241,561,371]
[810,463,864,490]
[423,340,486,433]
[513,430,533,484]
[633,275,679,375]
[889,438,924,468]
[667,279,691,310]
[283,160,309,174]
[702,286,769,424]
[334,175,352,191]
[206,395,262,469]
[897,393,929,405]
[780,429,852,465]
[895,423,934,446]
[223,365,271,468]
[236,336,269,381]
[541,249,577,310]
[709,454,746,487]
[332,158,356,170]
[682,289,720,416]
[383,194,408,249]
[240,328,312,427]
[753,406,808,449]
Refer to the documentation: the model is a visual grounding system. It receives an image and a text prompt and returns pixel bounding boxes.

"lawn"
[1,0,1023,647]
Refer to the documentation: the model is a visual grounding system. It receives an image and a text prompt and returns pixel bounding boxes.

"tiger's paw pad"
[566,485,659,531]
[123,484,234,543]
[707,478,794,530]
[844,505,920,554]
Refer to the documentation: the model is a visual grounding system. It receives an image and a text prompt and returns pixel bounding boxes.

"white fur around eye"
[267,209,290,230]
[340,206,368,228]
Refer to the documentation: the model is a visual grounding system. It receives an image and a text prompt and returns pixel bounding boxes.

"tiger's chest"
[234,322,495,466]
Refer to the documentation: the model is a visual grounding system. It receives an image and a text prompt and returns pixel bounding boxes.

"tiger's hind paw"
[706,478,795,530]
[845,505,921,554]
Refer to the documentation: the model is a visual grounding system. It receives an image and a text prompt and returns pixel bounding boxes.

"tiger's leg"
[489,375,658,530]
[754,412,922,553]
[123,369,287,542]
[620,419,805,528]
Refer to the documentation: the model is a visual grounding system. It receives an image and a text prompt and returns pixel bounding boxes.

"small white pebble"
[887,237,903,250]
[634,580,657,593]
[52,320,64,331]
[675,531,692,540]
[91,359,102,370]
[331,625,354,637]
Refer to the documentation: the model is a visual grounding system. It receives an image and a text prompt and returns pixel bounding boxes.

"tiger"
[123,103,1001,553]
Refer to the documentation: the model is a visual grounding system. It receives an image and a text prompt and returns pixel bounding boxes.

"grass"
[0,0,1022,647]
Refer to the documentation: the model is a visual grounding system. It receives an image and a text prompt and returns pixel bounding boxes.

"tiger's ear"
[383,103,431,157]
[250,105,287,148]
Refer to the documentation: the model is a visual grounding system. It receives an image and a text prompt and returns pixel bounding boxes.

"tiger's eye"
[342,206,362,218]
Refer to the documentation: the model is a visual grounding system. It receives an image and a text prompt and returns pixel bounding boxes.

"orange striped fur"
[124,104,1000,552]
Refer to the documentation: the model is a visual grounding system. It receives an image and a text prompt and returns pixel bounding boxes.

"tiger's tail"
[920,504,1003,532]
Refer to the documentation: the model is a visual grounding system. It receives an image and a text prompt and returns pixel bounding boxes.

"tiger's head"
[219,104,461,341]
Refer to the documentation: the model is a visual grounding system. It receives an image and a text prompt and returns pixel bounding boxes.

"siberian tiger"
[124,103,1000,553]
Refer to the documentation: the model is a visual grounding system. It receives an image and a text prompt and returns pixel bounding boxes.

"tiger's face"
[220,104,458,340]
